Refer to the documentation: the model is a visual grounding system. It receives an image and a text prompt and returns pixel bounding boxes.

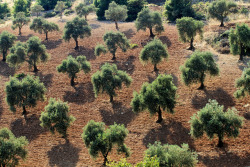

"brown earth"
[0,13,249,167]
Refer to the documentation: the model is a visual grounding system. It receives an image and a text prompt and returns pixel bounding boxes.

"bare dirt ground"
[0,13,249,167]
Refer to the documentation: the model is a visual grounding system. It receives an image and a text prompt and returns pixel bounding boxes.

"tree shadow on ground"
[42,39,62,50]
[122,29,136,39]
[115,55,136,75]
[68,46,96,60]
[192,88,235,110]
[99,101,136,127]
[90,23,101,29]
[0,61,15,77]
[35,72,53,88]
[48,140,80,167]
[10,114,46,142]
[16,34,33,42]
[238,57,250,71]
[171,73,179,87]
[140,37,153,47]
[159,36,172,47]
[143,119,195,150]
[63,82,95,104]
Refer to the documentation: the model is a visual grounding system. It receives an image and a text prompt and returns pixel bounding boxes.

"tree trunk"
[218,136,223,147]
[33,62,38,72]
[37,12,39,17]
[45,32,48,40]
[19,27,22,35]
[103,152,109,166]
[149,27,155,37]
[239,43,244,61]
[198,73,205,90]
[75,39,79,50]
[188,38,194,50]
[2,50,6,62]
[154,64,158,71]
[71,76,75,86]
[115,21,119,30]
[85,15,87,21]
[110,95,113,102]
[60,12,63,20]
[220,19,224,27]
[111,53,116,60]
[156,106,163,123]
[22,106,27,115]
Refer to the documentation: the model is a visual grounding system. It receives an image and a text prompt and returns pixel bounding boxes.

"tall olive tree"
[75,3,95,20]
[234,65,250,99]
[5,75,46,115]
[105,1,128,30]
[82,120,130,165]
[31,4,44,17]
[180,51,219,89]
[12,12,30,35]
[190,99,244,147]
[131,74,177,123]
[54,1,66,19]
[0,31,16,62]
[63,17,91,50]
[91,63,132,102]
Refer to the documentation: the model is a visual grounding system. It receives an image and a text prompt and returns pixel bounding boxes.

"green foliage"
[64,9,74,16]
[176,17,204,50]
[63,16,91,49]
[7,36,49,72]
[240,7,249,17]
[140,39,168,71]
[13,0,30,16]
[135,8,164,37]
[126,0,145,22]
[234,66,250,99]
[5,75,46,115]
[54,1,66,19]
[164,0,195,22]
[229,24,250,61]
[82,120,130,165]
[95,44,107,56]
[0,128,29,167]
[180,51,219,89]
[130,43,138,49]
[30,17,59,40]
[0,31,16,62]
[38,0,71,10]
[145,142,197,167]
[107,156,159,167]
[57,55,91,86]
[44,11,57,18]
[0,3,10,19]
[40,98,76,138]
[91,63,132,102]
[75,3,95,20]
[208,0,237,27]
[31,4,44,17]
[190,99,244,147]
[105,1,128,30]
[131,74,177,123]
[11,12,30,35]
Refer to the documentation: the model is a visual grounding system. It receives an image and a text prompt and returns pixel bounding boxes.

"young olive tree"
[5,75,46,115]
[75,3,95,20]
[91,63,132,102]
[190,99,244,147]
[31,4,44,17]
[135,8,164,37]
[82,120,130,165]
[0,128,29,167]
[40,98,76,139]
[234,65,250,99]
[30,17,59,40]
[63,17,91,50]
[57,55,91,86]
[176,17,204,50]
[145,142,198,167]
[7,36,49,72]
[208,0,237,27]
[95,31,129,60]
[12,12,30,35]
[180,51,219,90]
[140,38,168,71]
[105,1,128,30]
[229,24,250,61]
[54,1,66,19]
[131,74,177,123]
[0,31,16,62]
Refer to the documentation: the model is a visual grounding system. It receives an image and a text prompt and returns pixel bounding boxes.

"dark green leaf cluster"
[37,0,71,10]
[180,51,219,89]
[145,142,197,167]
[5,75,46,114]
[107,156,159,167]
[13,0,30,16]
[94,44,107,56]
[0,31,16,61]
[234,66,250,98]
[75,3,96,20]
[0,3,10,19]
[126,0,145,22]
[40,98,76,138]
[11,12,30,35]
[82,120,130,165]
[91,63,132,102]
[0,128,29,167]
[190,99,244,147]
[140,38,168,71]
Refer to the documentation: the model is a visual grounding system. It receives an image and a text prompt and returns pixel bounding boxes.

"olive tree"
[131,74,177,123]
[7,36,49,72]
[31,4,44,17]
[82,120,130,165]
[180,51,219,90]
[54,1,66,19]
[30,17,59,40]
[0,31,16,62]
[5,75,46,115]
[57,55,91,86]
[105,1,128,30]
[135,8,164,37]
[190,99,244,147]
[95,31,129,60]
[145,142,198,167]
[11,12,30,35]
[229,24,250,61]
[234,65,250,99]
[75,3,95,20]
[140,38,168,71]
[176,17,204,50]
[40,98,76,138]
[63,17,91,50]
[91,63,132,102]
[0,128,29,167]
[208,0,237,27]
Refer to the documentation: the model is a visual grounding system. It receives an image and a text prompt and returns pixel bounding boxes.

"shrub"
[234,65,250,99]
[130,43,138,49]
[44,12,57,18]
[0,3,10,19]
[64,9,74,16]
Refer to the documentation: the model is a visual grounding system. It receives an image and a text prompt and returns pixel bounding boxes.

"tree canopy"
[13,0,30,16]
[234,65,250,99]
[31,4,44,17]
[91,63,132,102]
[131,74,177,123]
[190,99,244,147]
[0,3,10,19]
[75,3,95,20]
[180,51,219,89]
[54,1,66,19]
[11,12,30,35]
[82,120,130,165]
[126,0,145,22]
[0,31,16,62]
